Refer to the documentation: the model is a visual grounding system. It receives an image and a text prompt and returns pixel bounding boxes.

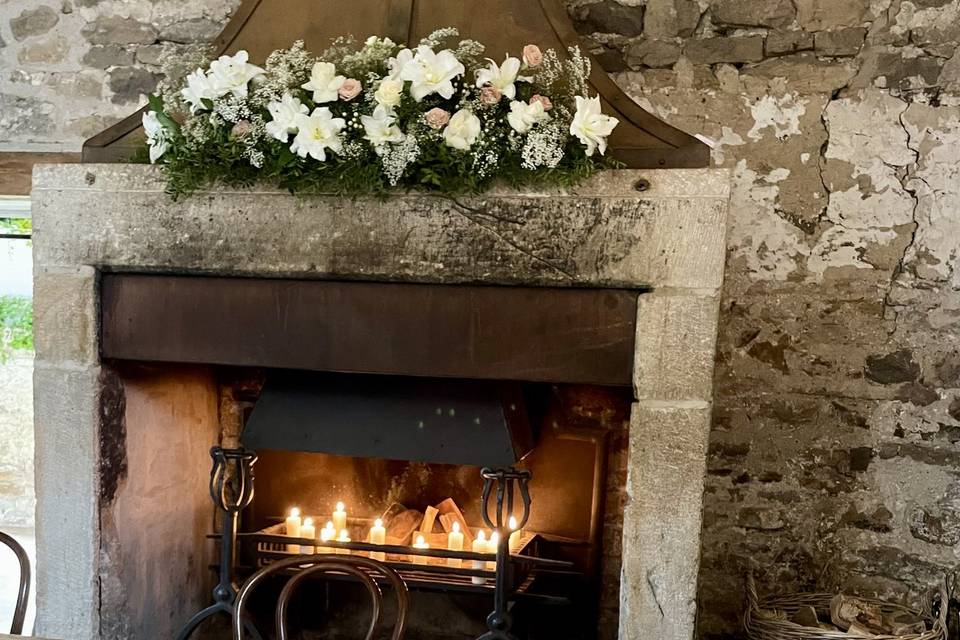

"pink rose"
[529,94,553,111]
[480,85,502,105]
[230,120,253,138]
[425,107,451,129]
[338,78,362,101]
[522,44,543,67]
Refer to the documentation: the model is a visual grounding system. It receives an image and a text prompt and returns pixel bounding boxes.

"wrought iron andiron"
[176,446,259,640]
[478,467,532,640]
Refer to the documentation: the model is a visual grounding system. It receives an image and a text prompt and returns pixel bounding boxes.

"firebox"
[30,164,729,640]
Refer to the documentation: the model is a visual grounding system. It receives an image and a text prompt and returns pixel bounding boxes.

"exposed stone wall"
[0,355,34,525]
[571,0,960,637]
[6,0,960,638]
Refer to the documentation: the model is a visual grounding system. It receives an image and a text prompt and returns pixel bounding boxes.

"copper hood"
[82,0,709,168]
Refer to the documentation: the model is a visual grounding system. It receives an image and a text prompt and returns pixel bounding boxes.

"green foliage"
[0,295,33,361]
[0,218,31,235]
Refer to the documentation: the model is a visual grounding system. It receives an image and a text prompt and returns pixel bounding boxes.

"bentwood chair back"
[233,554,409,640]
[0,531,30,635]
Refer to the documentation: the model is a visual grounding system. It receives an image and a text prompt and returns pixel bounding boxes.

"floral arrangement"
[142,29,620,198]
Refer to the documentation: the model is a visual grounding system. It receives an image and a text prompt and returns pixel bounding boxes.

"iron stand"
[478,466,532,640]
[175,446,261,640]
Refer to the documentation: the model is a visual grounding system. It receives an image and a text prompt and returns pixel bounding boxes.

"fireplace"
[30,164,729,640]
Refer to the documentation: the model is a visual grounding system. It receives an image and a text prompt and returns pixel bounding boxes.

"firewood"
[436,498,475,545]
[420,505,439,534]
[379,502,423,546]
[886,611,926,634]
[791,605,821,627]
[831,595,884,632]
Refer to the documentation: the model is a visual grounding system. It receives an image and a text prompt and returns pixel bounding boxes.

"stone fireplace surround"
[30,164,729,640]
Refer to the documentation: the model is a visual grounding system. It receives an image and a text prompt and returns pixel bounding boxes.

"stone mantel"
[30,164,730,640]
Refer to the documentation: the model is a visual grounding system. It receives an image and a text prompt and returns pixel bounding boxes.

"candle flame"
[490,532,500,544]
[508,516,518,530]
[476,530,486,542]
[325,521,335,531]
[416,535,425,545]
[374,518,383,528]
[338,530,349,541]
[452,521,460,533]
[290,507,300,517]
[304,517,314,526]
[335,501,345,511]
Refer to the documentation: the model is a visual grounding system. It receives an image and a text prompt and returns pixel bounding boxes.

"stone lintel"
[33,265,98,366]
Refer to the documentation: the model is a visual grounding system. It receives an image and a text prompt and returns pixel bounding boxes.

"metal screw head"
[633,178,651,192]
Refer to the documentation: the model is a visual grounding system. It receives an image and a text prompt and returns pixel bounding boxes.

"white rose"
[474,56,528,101]
[290,107,346,161]
[142,110,169,164]
[443,109,481,150]
[569,95,619,156]
[265,93,308,142]
[302,61,346,104]
[506,100,550,134]
[400,45,465,102]
[361,105,405,152]
[207,50,264,98]
[374,78,404,108]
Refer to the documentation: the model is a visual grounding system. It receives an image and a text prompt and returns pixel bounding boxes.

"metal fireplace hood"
[81,0,709,168]
[242,371,540,467]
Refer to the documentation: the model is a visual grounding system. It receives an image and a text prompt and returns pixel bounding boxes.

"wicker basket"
[744,573,948,640]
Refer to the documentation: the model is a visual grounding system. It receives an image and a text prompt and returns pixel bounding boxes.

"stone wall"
[5,0,960,638]
[0,355,33,525]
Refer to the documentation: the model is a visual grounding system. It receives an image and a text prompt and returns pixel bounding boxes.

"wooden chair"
[0,531,30,635]
[233,554,409,640]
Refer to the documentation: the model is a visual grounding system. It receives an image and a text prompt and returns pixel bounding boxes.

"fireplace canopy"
[243,372,541,466]
[82,0,709,168]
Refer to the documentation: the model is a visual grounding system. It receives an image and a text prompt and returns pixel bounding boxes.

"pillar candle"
[486,532,499,570]
[471,530,487,585]
[508,516,523,553]
[300,517,316,554]
[447,521,464,567]
[332,501,347,533]
[412,534,429,565]
[336,529,351,555]
[370,518,386,562]
[285,507,302,553]
[319,521,336,554]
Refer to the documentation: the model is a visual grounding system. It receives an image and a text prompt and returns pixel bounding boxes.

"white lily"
[361,105,405,152]
[400,46,465,101]
[290,107,346,161]
[142,110,169,164]
[387,47,414,78]
[302,61,346,104]
[506,100,550,134]
[475,56,527,100]
[443,109,481,150]
[570,95,618,156]
[208,50,264,98]
[180,68,221,113]
[265,93,308,142]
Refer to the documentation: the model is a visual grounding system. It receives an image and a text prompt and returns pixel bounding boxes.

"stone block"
[625,38,681,68]
[765,30,814,56]
[711,0,795,29]
[33,266,98,366]
[81,16,157,46]
[10,6,59,41]
[32,165,730,291]
[814,28,867,57]
[796,0,869,30]
[573,1,645,36]
[158,18,222,44]
[107,66,160,104]
[684,36,765,64]
[33,363,101,640]
[82,44,134,69]
[620,403,712,640]
[634,293,721,402]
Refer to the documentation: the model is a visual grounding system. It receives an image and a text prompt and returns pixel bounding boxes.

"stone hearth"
[30,164,729,640]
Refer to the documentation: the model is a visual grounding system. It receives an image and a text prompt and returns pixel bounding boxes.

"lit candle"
[336,529,351,555]
[332,501,347,533]
[370,518,386,562]
[285,507,302,553]
[319,521,336,554]
[300,517,316,554]
[486,532,499,570]
[412,534,429,565]
[472,530,487,585]
[508,516,523,553]
[447,521,464,567]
